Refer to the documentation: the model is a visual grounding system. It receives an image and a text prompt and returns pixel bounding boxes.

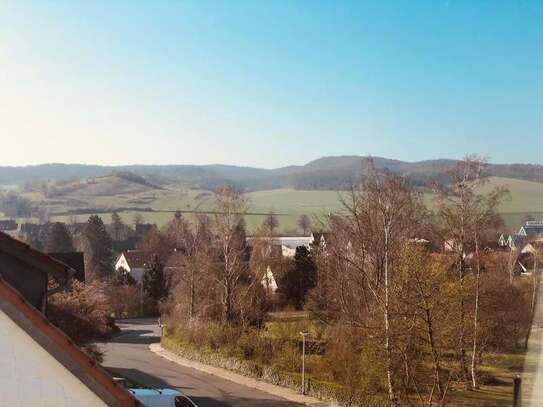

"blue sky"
[1,1,541,168]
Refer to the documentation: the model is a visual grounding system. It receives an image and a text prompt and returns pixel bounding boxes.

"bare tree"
[133,213,144,229]
[311,160,424,405]
[171,215,212,320]
[262,211,279,236]
[110,211,124,241]
[399,245,450,403]
[165,210,191,251]
[297,214,312,235]
[435,156,507,386]
[212,186,249,322]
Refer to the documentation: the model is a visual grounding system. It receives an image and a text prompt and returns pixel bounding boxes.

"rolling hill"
[4,156,543,192]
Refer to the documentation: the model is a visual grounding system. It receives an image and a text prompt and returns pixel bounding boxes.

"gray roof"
[519,221,543,237]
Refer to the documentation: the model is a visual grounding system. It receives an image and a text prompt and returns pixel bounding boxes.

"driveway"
[99,318,302,407]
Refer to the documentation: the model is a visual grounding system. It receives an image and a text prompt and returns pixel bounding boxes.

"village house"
[0,219,18,237]
[246,233,324,293]
[115,250,154,283]
[498,220,543,252]
[246,235,315,258]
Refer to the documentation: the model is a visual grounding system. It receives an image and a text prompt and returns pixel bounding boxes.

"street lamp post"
[300,331,309,395]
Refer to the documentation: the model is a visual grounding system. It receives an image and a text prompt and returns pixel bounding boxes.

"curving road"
[99,319,302,407]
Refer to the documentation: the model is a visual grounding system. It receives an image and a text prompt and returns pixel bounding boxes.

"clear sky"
[1,1,541,168]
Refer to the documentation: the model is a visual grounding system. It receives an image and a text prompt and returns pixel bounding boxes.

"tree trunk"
[458,253,469,382]
[524,255,539,350]
[470,235,481,389]
[425,307,444,400]
[189,266,195,319]
[384,225,398,406]
[458,211,469,382]
[509,246,514,285]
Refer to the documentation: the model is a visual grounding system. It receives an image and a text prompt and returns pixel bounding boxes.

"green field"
[5,176,543,233]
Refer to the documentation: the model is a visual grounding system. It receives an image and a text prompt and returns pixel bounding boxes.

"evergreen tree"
[110,211,124,241]
[44,222,74,253]
[166,210,190,250]
[278,246,316,309]
[111,267,136,286]
[143,255,167,309]
[81,215,115,280]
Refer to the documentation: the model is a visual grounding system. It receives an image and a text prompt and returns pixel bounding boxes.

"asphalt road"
[99,318,302,407]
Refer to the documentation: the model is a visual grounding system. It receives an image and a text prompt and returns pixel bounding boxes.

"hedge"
[161,335,386,406]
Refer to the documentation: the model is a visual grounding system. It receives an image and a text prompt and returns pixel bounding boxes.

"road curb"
[149,343,332,407]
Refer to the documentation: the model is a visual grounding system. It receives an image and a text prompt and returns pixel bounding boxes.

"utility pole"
[300,331,309,395]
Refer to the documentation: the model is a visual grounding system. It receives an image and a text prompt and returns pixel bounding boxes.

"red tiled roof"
[0,276,143,407]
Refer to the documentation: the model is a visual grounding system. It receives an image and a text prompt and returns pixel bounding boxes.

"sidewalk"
[149,343,332,406]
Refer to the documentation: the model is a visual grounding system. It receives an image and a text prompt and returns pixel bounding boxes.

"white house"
[115,251,154,283]
[246,236,315,258]
[0,277,141,407]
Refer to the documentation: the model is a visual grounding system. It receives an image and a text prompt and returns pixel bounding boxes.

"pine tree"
[112,267,136,286]
[81,215,115,280]
[278,246,316,309]
[143,255,167,310]
[44,222,74,253]
[110,211,124,241]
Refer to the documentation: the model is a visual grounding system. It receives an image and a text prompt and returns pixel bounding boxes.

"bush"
[108,284,142,319]
[47,280,117,361]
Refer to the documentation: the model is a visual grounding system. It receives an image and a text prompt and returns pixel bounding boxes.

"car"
[128,388,198,407]
[112,379,197,407]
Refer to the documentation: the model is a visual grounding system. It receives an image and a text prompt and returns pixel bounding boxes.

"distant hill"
[3,156,543,191]
[34,171,163,198]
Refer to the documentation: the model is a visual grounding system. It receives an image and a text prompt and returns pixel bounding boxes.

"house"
[0,276,142,406]
[518,221,543,238]
[0,219,18,237]
[497,221,543,252]
[246,236,314,258]
[115,251,154,283]
[0,232,76,311]
[0,219,17,231]
[311,232,330,250]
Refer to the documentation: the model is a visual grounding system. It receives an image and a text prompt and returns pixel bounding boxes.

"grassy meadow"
[4,175,543,234]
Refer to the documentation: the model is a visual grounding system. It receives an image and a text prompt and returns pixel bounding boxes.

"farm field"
[4,176,543,233]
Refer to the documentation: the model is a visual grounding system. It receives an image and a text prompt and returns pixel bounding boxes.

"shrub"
[47,280,117,361]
